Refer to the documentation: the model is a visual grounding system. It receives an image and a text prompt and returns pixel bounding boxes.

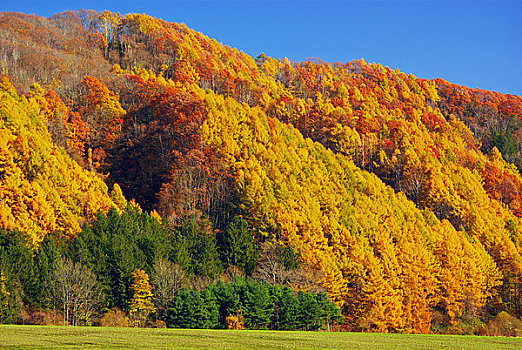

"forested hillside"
[0,10,521,334]
[0,77,121,244]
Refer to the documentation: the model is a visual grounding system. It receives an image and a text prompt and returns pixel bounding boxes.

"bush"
[226,310,245,330]
[19,309,66,326]
[484,311,522,337]
[99,307,130,327]
[154,319,167,328]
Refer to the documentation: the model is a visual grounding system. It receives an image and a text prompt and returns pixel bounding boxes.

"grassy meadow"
[0,325,521,349]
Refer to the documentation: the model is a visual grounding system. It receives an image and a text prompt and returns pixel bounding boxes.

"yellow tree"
[397,233,438,333]
[128,269,156,327]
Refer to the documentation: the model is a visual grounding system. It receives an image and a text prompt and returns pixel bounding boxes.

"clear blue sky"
[2,1,521,96]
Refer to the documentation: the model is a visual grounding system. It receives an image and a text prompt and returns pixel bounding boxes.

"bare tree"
[252,241,324,292]
[150,259,187,321]
[51,259,102,326]
[252,242,288,285]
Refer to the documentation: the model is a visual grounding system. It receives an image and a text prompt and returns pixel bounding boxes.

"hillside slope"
[0,10,521,332]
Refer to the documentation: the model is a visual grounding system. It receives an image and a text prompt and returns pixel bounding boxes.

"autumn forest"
[0,10,521,335]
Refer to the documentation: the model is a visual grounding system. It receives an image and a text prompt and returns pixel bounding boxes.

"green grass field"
[0,325,521,350]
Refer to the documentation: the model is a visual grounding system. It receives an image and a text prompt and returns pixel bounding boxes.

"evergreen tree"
[0,230,38,307]
[221,216,258,275]
[167,288,199,328]
[236,278,272,329]
[33,234,64,308]
[210,280,241,327]
[181,216,222,277]
[275,286,300,330]
[297,291,321,331]
[198,288,220,328]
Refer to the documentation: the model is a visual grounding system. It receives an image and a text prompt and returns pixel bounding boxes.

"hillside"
[0,10,521,333]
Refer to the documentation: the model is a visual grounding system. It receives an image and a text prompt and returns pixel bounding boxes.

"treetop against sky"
[1,1,520,96]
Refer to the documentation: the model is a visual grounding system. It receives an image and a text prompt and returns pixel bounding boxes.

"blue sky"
[2,1,521,96]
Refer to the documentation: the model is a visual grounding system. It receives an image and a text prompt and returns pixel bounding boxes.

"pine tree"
[221,216,258,275]
[275,286,300,330]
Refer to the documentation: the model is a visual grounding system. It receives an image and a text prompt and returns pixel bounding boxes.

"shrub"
[155,319,167,328]
[99,307,130,327]
[484,311,522,337]
[19,309,66,326]
[226,310,245,330]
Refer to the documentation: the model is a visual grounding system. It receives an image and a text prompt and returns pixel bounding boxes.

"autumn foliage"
[0,77,119,244]
[0,10,521,333]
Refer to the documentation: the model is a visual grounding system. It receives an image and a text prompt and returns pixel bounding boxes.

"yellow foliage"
[0,80,121,245]
[226,310,245,330]
[129,269,155,327]
[201,87,502,332]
